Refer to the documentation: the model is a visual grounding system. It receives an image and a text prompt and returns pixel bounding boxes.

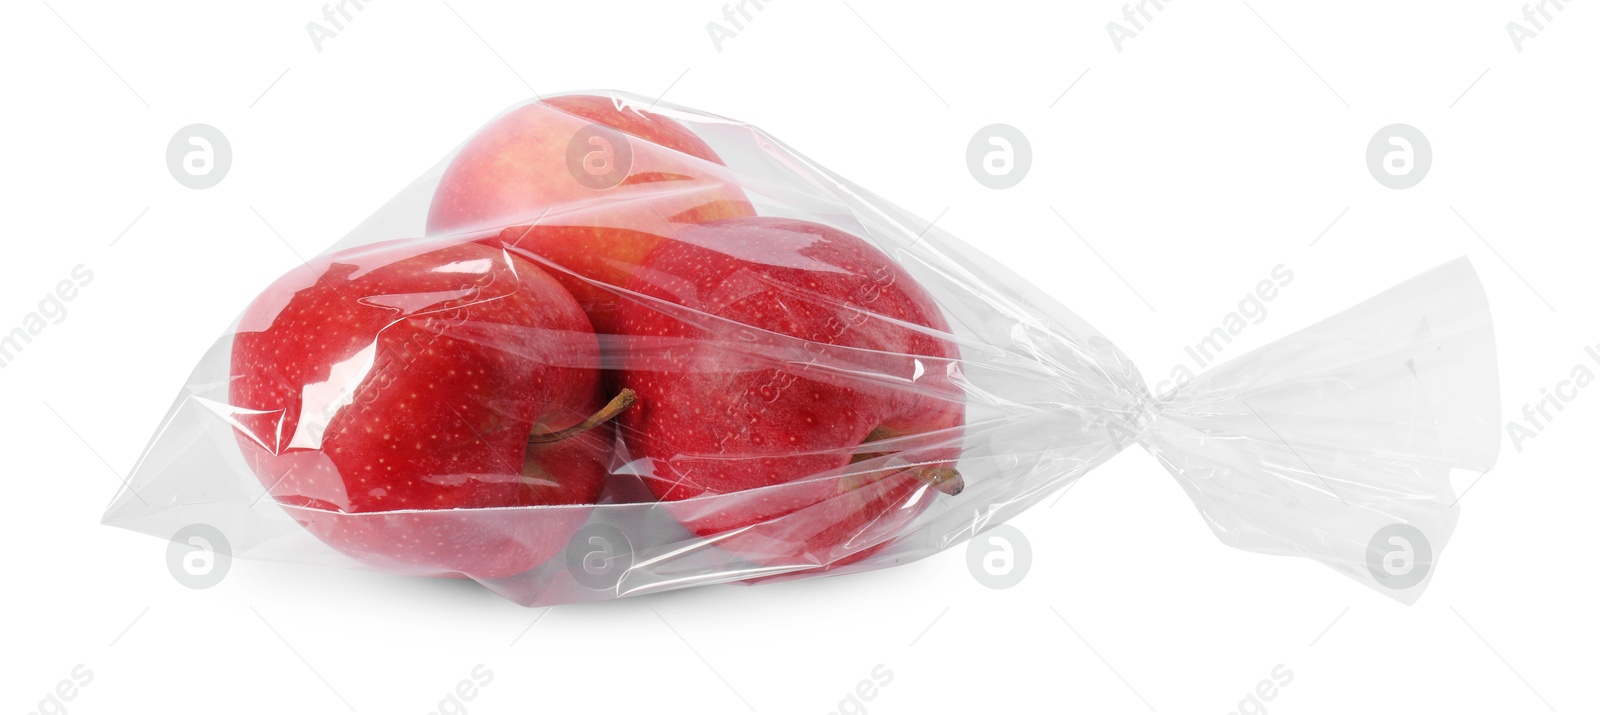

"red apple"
[614,217,966,568]
[427,94,755,333]
[229,239,617,579]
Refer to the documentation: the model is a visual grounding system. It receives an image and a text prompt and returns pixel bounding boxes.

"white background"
[2,1,1595,713]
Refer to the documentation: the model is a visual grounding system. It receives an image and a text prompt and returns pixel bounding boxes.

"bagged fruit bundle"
[105,91,1500,605]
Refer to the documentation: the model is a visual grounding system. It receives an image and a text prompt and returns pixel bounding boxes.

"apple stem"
[528,388,638,444]
[855,427,963,496]
[917,465,964,496]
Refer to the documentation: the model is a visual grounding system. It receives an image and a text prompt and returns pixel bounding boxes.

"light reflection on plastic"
[288,341,377,450]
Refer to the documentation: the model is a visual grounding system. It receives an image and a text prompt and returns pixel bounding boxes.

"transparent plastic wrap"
[103,91,1500,606]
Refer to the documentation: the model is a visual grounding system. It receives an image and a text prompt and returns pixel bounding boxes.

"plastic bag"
[103,91,1500,606]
